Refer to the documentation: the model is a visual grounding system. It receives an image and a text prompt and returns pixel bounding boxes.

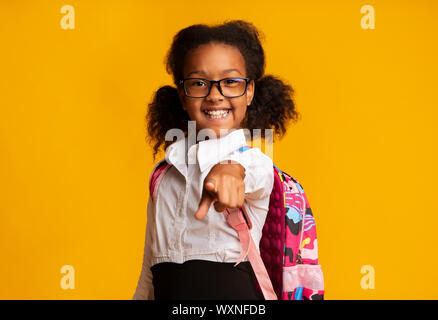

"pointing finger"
[194,190,215,220]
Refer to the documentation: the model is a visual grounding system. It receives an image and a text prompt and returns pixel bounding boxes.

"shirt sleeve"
[218,148,274,234]
[132,196,155,300]
[221,148,274,201]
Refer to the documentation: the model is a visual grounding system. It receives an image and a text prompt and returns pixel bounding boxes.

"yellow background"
[1,0,437,299]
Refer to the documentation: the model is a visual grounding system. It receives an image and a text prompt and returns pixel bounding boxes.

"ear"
[246,79,255,106]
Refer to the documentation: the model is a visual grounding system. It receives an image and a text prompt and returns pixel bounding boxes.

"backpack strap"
[223,144,278,300]
[224,207,278,300]
[149,160,171,203]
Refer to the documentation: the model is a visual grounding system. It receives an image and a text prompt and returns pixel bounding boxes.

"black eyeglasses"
[178,77,250,98]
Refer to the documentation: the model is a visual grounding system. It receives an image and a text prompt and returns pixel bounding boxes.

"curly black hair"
[146,20,299,161]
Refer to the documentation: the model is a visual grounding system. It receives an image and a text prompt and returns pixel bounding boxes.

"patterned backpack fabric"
[261,164,324,300]
[148,147,324,300]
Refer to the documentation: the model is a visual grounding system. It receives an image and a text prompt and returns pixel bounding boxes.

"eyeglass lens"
[184,78,246,97]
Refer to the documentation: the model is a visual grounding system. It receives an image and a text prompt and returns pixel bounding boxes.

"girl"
[133,20,298,300]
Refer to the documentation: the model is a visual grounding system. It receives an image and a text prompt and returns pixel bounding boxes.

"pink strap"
[149,162,171,203]
[225,207,278,300]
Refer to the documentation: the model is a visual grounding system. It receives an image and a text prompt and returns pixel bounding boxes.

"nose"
[206,82,223,100]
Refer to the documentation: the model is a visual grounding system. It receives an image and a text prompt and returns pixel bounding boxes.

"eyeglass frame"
[178,77,250,98]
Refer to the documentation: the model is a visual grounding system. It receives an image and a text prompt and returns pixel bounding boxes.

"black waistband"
[151,259,264,300]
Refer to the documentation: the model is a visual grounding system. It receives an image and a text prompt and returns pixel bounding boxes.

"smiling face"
[177,42,255,138]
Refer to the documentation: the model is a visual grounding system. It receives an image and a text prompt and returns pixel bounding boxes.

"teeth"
[204,109,230,119]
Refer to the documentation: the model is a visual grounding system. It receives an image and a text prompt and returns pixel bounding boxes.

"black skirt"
[151,259,264,300]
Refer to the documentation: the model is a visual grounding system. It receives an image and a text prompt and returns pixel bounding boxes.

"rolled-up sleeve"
[222,148,274,201]
[197,142,274,235]
[133,197,155,300]
[220,148,274,238]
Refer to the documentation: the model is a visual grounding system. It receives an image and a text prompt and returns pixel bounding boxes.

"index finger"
[194,190,215,220]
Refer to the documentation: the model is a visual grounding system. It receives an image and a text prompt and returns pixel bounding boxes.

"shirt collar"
[164,135,190,177]
[197,129,248,172]
[164,129,249,175]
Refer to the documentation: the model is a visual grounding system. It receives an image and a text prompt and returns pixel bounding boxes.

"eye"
[223,78,244,87]
[189,79,208,87]
[225,79,238,84]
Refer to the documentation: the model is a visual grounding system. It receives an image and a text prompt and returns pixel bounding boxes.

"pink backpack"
[149,145,324,300]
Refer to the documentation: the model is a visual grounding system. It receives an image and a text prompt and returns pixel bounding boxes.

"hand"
[194,161,245,220]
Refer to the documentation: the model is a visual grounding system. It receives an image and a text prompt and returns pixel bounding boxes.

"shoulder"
[149,159,169,181]
[235,147,273,172]
[251,147,273,166]
[149,159,172,202]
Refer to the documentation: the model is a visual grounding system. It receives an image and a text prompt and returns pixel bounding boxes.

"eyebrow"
[187,69,242,77]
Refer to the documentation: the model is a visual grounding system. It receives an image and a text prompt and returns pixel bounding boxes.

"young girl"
[133,20,298,300]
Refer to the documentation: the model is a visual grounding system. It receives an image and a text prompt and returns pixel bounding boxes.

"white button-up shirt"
[133,129,274,299]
